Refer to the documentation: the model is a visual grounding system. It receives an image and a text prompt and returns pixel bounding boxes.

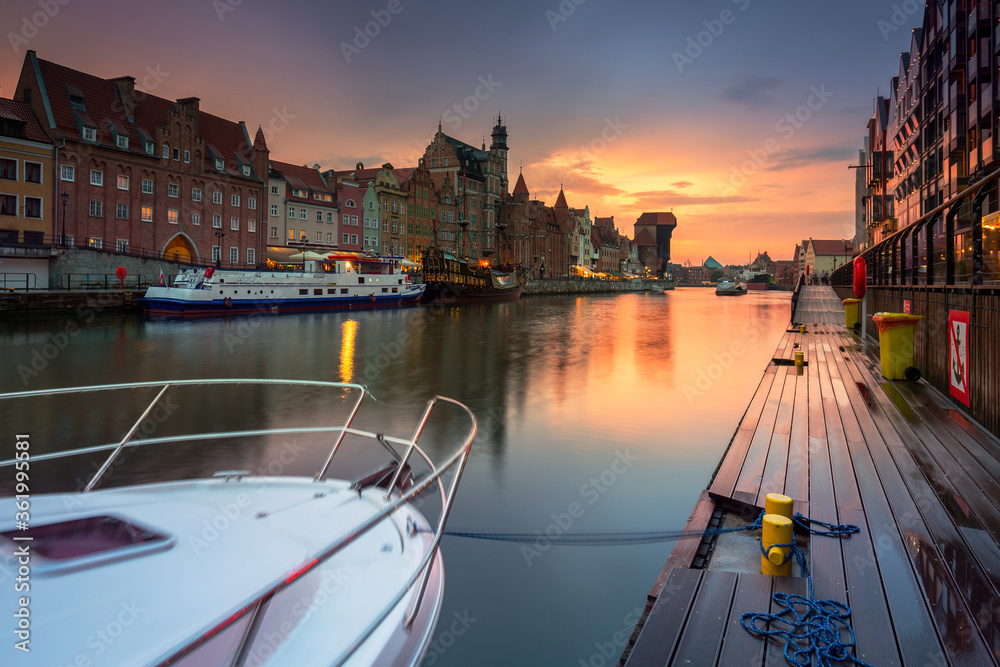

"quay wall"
[834,285,1000,439]
[51,247,184,290]
[0,291,135,315]
[524,279,660,295]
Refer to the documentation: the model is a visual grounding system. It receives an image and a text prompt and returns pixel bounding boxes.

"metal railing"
[0,273,38,291]
[0,379,477,667]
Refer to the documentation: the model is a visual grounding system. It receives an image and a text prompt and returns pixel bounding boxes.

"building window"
[215,158,224,170]
[116,135,129,150]
[192,188,202,202]
[60,165,75,181]
[82,127,97,142]
[231,217,239,230]
[88,237,103,249]
[192,213,201,226]
[288,229,296,240]
[142,179,154,194]
[343,214,350,225]
[212,246,220,262]
[168,183,179,198]
[231,194,240,207]
[351,215,358,225]
[299,209,306,220]
[270,204,279,217]
[351,234,358,245]
[116,239,129,252]
[212,214,222,228]
[242,165,251,176]
[270,185,279,195]
[392,221,398,234]
[392,200,399,213]
[316,231,323,242]
[269,226,278,239]
[162,144,169,158]
[116,174,129,190]
[168,209,179,224]
[382,242,388,254]
[213,191,223,204]
[248,197,256,210]
[23,197,41,218]
[383,221,388,232]
[89,200,102,217]
[184,150,190,163]
[145,141,154,155]
[230,247,238,263]
[90,170,103,186]
[24,162,41,184]
[116,203,129,219]
[346,199,355,208]
[0,195,17,215]
[173,147,180,161]
[342,233,350,244]
[316,211,323,222]
[142,206,153,221]
[367,201,374,211]
[288,207,296,218]
[247,248,256,264]
[326,213,334,223]
[247,218,256,232]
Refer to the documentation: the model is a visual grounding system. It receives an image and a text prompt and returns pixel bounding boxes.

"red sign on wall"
[949,310,970,407]
[903,300,911,314]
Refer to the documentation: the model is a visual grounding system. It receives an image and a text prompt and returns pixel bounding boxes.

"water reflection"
[0,288,794,666]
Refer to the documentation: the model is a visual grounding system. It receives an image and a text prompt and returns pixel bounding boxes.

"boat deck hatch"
[2,515,168,560]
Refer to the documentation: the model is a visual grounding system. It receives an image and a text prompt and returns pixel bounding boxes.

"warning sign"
[949,310,970,406]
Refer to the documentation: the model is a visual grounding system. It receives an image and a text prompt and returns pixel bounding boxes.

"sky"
[0,0,919,265]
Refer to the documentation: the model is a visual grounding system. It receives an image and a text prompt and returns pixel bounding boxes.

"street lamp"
[214,229,225,267]
[59,191,69,246]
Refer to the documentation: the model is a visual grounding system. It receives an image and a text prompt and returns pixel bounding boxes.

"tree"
[709,269,723,282]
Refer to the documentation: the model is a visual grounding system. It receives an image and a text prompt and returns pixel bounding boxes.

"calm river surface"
[0,287,791,666]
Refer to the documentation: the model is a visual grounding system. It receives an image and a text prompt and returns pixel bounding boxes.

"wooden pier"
[622,286,1000,666]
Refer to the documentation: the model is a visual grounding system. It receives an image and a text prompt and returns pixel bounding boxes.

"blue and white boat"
[142,254,424,315]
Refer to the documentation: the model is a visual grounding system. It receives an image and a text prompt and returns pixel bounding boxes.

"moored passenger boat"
[142,254,424,315]
[420,246,531,302]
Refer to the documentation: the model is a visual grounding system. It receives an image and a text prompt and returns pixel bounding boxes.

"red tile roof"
[0,97,50,144]
[554,187,568,208]
[809,239,854,256]
[32,55,259,180]
[636,212,677,227]
[512,172,529,195]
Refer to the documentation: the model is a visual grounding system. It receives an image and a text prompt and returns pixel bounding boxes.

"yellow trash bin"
[843,298,860,329]
[872,313,923,381]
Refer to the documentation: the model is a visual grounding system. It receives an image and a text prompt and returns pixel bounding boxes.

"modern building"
[0,96,53,288]
[14,51,269,268]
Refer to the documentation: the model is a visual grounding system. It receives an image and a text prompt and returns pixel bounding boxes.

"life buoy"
[224,297,233,308]
[370,293,376,303]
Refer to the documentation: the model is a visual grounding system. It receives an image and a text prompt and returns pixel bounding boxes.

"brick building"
[14,51,268,267]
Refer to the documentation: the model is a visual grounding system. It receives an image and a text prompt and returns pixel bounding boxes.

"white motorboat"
[715,279,747,296]
[142,254,425,315]
[0,380,475,666]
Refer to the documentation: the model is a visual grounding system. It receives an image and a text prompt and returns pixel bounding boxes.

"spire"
[513,171,529,195]
[252,125,267,151]
[438,117,442,133]
[555,186,567,208]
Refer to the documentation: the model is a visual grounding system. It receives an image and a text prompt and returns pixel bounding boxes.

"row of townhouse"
[2,52,671,282]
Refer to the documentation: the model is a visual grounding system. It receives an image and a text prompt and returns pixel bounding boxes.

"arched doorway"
[163,235,197,264]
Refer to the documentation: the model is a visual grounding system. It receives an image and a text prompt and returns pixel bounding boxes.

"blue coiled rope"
[444,511,872,666]
[740,512,874,667]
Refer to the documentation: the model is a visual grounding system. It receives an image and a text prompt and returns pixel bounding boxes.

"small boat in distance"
[421,246,531,302]
[0,379,476,667]
[142,253,424,315]
[716,278,747,296]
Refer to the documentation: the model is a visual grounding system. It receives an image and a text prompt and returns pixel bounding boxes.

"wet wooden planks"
[630,286,1000,666]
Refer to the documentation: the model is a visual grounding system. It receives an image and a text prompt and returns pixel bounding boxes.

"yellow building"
[0,97,54,289]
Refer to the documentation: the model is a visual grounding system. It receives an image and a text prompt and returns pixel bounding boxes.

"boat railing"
[0,378,477,667]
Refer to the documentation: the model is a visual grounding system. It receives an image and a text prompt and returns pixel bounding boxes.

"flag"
[158,267,165,286]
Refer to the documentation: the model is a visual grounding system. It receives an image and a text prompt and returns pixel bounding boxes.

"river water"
[0,287,791,666]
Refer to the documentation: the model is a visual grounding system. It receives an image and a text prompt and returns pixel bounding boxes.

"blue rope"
[740,514,875,667]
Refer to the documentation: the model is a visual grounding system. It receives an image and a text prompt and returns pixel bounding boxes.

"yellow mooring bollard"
[799,324,806,334]
[794,351,804,368]
[765,493,794,519]
[761,514,793,577]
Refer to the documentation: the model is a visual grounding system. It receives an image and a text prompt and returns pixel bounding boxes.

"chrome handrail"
[0,379,477,667]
